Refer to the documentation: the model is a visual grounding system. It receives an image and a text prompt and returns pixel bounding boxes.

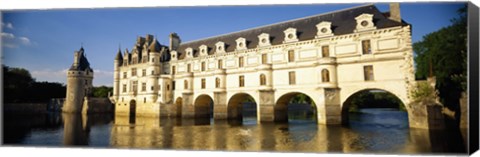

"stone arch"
[227,92,257,119]
[193,94,214,118]
[341,88,408,125]
[175,97,183,117]
[274,91,318,122]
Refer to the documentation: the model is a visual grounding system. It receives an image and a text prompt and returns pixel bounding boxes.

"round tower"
[113,48,123,102]
[63,47,94,113]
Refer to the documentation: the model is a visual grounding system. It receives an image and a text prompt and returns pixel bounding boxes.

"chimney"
[169,33,181,51]
[389,3,401,23]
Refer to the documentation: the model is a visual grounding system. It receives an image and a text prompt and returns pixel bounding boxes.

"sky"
[1,2,466,86]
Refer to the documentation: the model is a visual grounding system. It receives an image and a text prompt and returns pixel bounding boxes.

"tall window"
[122,84,126,93]
[201,62,206,71]
[172,81,176,90]
[218,59,223,69]
[364,65,374,81]
[151,70,155,75]
[132,57,137,64]
[132,81,138,93]
[142,69,146,76]
[288,50,295,62]
[215,77,220,88]
[201,78,206,89]
[322,46,330,57]
[289,71,296,85]
[123,72,127,78]
[362,40,372,54]
[141,82,146,91]
[239,57,244,67]
[172,66,176,74]
[260,74,266,86]
[187,64,191,72]
[262,54,267,64]
[239,75,245,87]
[131,68,137,76]
[321,69,330,82]
[184,80,188,89]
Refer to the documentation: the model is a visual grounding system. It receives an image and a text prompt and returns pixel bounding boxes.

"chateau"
[112,3,416,125]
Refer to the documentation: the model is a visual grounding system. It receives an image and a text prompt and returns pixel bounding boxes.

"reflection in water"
[3,109,467,154]
[62,113,89,145]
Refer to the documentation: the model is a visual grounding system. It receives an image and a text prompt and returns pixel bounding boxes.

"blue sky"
[1,2,466,86]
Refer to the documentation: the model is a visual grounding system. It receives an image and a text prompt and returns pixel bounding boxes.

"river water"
[3,108,467,155]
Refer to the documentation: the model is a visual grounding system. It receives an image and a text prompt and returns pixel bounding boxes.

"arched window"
[321,69,330,82]
[260,74,266,85]
[184,80,188,89]
[215,77,220,88]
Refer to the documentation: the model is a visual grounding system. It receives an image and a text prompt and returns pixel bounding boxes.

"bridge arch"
[274,91,318,122]
[227,92,258,120]
[341,88,408,125]
[193,94,214,118]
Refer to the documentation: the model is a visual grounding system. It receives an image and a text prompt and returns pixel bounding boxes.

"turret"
[63,47,94,113]
[113,48,122,100]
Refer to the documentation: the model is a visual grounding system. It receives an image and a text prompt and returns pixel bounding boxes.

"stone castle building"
[63,47,94,113]
[112,3,416,125]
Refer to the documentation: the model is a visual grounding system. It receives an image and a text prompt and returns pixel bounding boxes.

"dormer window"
[236,37,247,50]
[215,41,225,53]
[283,27,298,43]
[355,13,376,32]
[199,45,208,56]
[258,33,271,47]
[316,21,333,38]
[185,47,193,58]
[171,51,177,60]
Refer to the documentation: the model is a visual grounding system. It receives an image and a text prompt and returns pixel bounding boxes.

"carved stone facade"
[112,4,416,125]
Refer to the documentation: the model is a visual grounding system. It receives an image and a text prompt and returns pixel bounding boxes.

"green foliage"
[413,5,467,113]
[348,90,405,112]
[3,65,66,103]
[92,86,113,98]
[411,81,437,102]
[288,94,316,108]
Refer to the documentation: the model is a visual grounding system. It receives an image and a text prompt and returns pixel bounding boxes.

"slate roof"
[176,4,408,60]
[70,47,93,72]
[120,35,171,64]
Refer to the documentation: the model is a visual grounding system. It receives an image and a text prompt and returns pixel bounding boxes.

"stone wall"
[408,100,445,130]
[82,97,113,114]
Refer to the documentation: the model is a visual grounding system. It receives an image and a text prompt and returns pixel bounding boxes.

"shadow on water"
[3,112,113,147]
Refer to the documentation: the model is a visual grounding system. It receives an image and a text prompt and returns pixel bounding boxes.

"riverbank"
[3,103,49,114]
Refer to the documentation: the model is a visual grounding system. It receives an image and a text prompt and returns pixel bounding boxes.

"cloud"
[1,22,14,29]
[1,32,15,39]
[1,32,33,48]
[18,36,31,45]
[30,69,69,84]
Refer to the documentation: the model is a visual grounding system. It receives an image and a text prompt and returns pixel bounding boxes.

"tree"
[413,5,467,122]
[3,65,67,103]
[92,86,113,98]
